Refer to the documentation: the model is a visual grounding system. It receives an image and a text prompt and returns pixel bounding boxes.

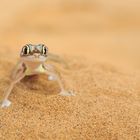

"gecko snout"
[34,53,40,58]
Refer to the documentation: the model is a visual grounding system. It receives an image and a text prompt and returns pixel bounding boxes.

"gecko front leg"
[43,64,75,96]
[1,62,26,108]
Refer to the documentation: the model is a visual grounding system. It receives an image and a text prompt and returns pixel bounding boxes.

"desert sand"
[0,0,140,140]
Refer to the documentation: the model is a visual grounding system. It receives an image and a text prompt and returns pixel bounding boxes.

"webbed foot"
[59,90,75,96]
[48,75,56,81]
[1,99,11,108]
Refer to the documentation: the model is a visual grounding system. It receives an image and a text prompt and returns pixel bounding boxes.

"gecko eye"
[22,45,30,55]
[42,45,48,55]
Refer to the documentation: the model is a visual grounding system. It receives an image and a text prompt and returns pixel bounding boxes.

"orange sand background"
[0,0,140,139]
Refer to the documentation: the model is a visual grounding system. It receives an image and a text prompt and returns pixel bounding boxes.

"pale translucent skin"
[1,44,75,108]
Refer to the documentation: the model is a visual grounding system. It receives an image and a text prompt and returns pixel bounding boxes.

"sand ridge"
[0,55,140,139]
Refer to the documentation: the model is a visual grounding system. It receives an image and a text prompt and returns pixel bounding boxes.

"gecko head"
[20,44,48,62]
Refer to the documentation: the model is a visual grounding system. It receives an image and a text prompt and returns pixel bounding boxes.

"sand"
[0,0,140,140]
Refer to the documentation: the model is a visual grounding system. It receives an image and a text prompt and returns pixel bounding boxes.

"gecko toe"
[1,100,11,108]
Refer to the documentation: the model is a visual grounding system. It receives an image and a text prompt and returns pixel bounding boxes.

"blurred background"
[0,0,140,72]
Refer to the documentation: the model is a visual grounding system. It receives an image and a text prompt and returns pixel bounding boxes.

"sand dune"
[0,56,140,139]
[0,0,140,139]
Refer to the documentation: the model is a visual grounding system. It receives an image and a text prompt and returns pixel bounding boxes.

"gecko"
[1,44,75,108]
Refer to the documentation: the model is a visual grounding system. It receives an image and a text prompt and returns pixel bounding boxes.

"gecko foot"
[59,90,75,96]
[48,75,56,81]
[1,99,11,108]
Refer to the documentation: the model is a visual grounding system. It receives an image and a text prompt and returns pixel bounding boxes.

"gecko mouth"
[21,55,47,62]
